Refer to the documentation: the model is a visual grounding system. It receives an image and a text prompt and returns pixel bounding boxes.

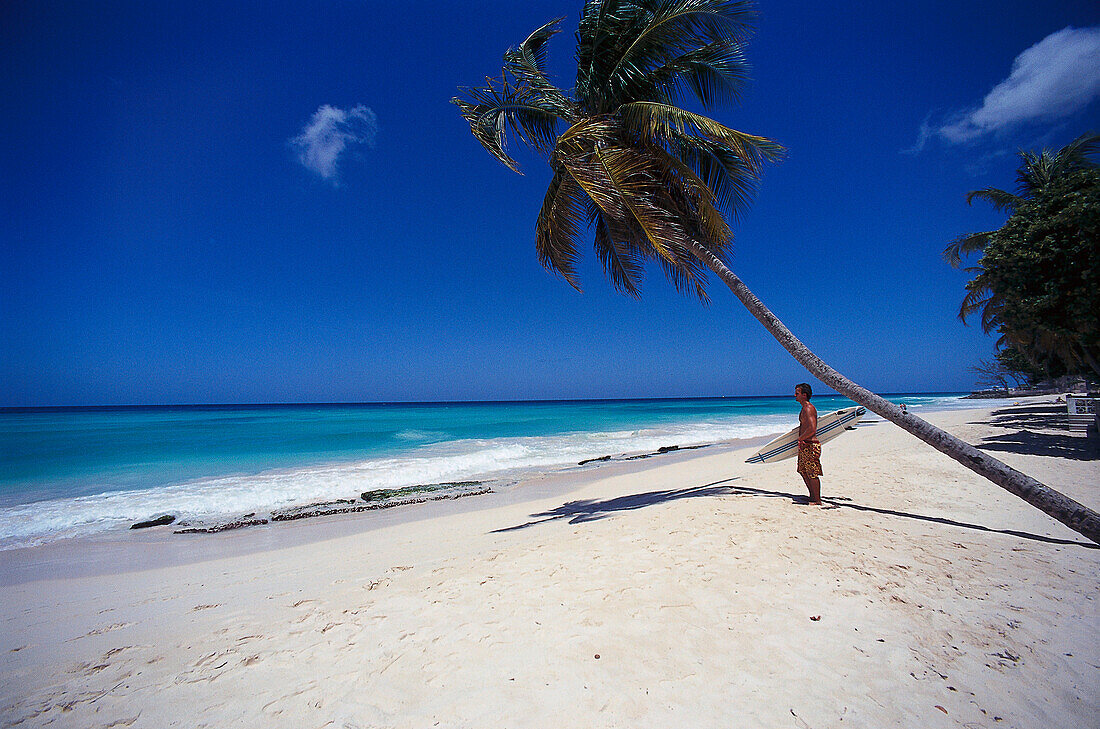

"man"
[795,383,822,505]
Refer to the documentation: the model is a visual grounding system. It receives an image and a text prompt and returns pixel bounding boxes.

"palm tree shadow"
[493,478,1097,549]
[976,431,1098,460]
[829,497,1096,548]
[974,405,1099,461]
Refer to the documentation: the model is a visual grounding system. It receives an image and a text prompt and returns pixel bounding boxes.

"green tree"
[974,168,1100,378]
[453,0,1099,542]
[944,132,1099,350]
[944,132,1099,267]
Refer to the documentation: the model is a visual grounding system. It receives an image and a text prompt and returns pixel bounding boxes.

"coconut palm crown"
[452,0,784,301]
[453,1,1100,543]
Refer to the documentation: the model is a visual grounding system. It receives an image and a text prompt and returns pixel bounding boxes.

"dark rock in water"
[173,485,492,533]
[272,499,374,522]
[268,499,358,521]
[626,443,709,460]
[130,514,176,530]
[578,455,613,466]
[174,516,268,534]
[275,485,493,522]
[361,481,482,503]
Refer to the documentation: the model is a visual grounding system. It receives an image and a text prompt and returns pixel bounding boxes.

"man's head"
[795,383,812,402]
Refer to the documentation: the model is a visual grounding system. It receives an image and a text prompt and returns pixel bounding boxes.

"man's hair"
[796,382,812,398]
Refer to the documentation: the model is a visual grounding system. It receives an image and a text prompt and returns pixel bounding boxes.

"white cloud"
[290,104,378,182]
[911,26,1100,151]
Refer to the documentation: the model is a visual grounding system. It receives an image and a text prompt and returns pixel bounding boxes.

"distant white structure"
[1065,394,1098,433]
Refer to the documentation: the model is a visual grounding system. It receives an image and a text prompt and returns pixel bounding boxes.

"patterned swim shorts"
[797,440,822,478]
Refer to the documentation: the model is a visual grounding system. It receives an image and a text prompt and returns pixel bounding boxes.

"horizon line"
[0,391,968,412]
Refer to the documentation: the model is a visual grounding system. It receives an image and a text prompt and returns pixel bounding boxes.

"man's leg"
[801,474,822,505]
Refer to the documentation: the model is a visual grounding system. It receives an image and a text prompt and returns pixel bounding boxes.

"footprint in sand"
[78,622,132,638]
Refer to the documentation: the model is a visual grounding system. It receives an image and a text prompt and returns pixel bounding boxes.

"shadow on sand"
[492,480,743,533]
[493,477,1096,549]
[974,404,1098,461]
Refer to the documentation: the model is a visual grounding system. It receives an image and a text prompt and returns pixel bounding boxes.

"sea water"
[0,394,977,549]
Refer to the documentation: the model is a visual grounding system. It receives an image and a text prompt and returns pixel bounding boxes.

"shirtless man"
[795,383,822,504]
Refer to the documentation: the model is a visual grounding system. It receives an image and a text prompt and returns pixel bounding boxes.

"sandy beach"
[1,401,1097,728]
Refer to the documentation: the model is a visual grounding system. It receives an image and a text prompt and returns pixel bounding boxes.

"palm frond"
[534,170,588,290]
[619,101,782,222]
[978,296,1002,335]
[576,0,644,111]
[675,138,763,221]
[590,203,646,297]
[959,271,1003,335]
[964,187,1019,213]
[593,145,685,260]
[605,0,755,107]
[451,78,568,172]
[611,38,750,108]
[656,239,713,302]
[507,17,561,78]
[503,18,577,118]
[1012,131,1099,197]
[942,230,992,268]
[679,40,750,107]
[1055,131,1100,167]
[958,284,992,325]
[647,143,731,252]
[619,102,784,173]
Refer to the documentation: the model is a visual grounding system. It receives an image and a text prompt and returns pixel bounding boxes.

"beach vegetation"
[969,358,1012,394]
[994,347,1046,389]
[453,1,1100,542]
[947,133,1099,380]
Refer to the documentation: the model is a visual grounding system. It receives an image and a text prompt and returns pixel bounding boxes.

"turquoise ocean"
[0,394,985,549]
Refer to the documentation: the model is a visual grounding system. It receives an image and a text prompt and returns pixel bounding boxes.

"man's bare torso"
[799,401,818,443]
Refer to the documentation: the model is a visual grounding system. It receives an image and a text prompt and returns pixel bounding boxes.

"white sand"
[1,402,1097,728]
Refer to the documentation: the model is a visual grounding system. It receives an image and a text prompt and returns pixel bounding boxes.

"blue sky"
[3,0,1099,406]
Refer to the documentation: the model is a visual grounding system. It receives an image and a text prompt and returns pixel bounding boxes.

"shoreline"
[0,434,775,585]
[3,400,1096,727]
[0,394,1015,556]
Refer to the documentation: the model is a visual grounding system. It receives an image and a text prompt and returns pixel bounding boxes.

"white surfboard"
[745,406,866,464]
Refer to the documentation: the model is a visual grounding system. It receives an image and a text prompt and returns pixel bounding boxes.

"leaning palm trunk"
[684,237,1100,544]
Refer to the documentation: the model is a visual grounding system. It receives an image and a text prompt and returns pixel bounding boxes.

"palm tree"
[945,132,1099,265]
[945,132,1099,370]
[452,0,1099,543]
